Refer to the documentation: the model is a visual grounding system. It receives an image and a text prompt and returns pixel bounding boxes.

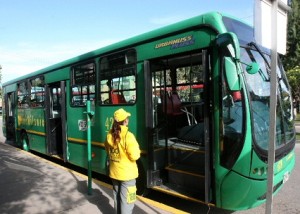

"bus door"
[45,81,67,161]
[4,92,17,142]
[145,50,212,203]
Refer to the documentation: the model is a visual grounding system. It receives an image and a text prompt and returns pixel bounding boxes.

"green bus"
[2,12,295,210]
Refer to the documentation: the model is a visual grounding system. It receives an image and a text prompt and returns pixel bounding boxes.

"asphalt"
[0,142,183,214]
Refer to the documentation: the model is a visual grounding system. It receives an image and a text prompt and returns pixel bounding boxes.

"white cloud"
[1,39,116,83]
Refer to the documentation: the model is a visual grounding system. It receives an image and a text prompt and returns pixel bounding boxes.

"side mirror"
[216,32,240,60]
[224,57,241,91]
[246,62,260,74]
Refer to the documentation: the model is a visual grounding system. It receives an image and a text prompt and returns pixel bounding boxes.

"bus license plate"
[283,172,290,183]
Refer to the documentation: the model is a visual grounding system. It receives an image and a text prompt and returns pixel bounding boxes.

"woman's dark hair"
[111,120,123,145]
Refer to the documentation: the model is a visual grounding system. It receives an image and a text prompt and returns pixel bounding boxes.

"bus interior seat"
[170,91,185,116]
[177,123,204,146]
[161,90,195,125]
[111,90,126,104]
[232,91,242,101]
[161,90,177,115]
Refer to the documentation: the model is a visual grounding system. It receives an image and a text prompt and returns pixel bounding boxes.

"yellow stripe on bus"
[67,137,147,155]
[67,137,105,148]
[16,128,46,136]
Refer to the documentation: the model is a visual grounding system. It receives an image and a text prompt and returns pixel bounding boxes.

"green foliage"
[281,0,300,99]
[287,66,300,98]
[282,0,300,70]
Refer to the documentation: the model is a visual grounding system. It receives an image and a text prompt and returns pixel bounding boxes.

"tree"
[282,0,300,70]
[286,66,300,98]
[282,0,300,99]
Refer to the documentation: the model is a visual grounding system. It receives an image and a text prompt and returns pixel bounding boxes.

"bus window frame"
[29,76,45,108]
[99,49,137,105]
[70,61,96,107]
[220,67,245,169]
[17,80,30,109]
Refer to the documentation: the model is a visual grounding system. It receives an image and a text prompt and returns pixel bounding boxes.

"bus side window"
[18,81,30,109]
[99,50,137,105]
[30,76,45,108]
[71,62,96,107]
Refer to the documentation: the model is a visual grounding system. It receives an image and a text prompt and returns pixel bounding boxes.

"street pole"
[265,0,278,213]
[85,100,94,195]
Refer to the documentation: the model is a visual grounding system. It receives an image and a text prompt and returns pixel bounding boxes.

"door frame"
[4,92,17,142]
[45,81,67,161]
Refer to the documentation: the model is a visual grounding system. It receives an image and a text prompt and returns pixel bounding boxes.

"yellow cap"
[114,108,131,122]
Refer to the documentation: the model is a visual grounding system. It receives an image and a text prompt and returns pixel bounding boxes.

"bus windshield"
[241,44,295,155]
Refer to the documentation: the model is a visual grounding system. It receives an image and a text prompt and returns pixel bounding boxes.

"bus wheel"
[21,132,29,152]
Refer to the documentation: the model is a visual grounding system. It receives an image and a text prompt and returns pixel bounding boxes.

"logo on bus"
[18,115,44,127]
[155,35,195,50]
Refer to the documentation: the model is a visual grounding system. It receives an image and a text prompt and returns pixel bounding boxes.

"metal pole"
[86,100,94,195]
[266,0,278,213]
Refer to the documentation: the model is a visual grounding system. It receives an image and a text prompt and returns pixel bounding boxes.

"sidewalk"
[295,121,300,134]
[0,143,183,214]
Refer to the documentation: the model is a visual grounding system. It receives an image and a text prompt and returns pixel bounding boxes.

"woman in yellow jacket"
[105,108,141,214]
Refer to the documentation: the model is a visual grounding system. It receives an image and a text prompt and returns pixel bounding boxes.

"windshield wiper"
[248,42,271,72]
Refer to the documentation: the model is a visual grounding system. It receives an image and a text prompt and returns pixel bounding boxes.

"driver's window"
[221,60,244,169]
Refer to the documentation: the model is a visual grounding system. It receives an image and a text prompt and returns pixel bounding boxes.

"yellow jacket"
[105,125,140,181]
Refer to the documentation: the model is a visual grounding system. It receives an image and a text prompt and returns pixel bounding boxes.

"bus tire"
[21,132,29,152]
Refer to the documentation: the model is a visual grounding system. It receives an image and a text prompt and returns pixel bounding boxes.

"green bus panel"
[66,105,140,146]
[250,147,295,180]
[220,170,267,210]
[137,29,215,62]
[67,142,107,174]
[91,146,107,175]
[66,107,87,140]
[45,67,70,83]
[3,83,17,93]
[27,134,46,154]
[16,108,46,152]
[17,108,46,133]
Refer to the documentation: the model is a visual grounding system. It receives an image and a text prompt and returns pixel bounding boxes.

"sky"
[0,0,254,83]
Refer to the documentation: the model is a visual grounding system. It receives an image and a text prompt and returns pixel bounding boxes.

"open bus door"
[4,92,17,142]
[45,81,67,161]
[144,50,212,204]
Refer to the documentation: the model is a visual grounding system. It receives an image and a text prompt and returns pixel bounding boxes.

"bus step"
[168,147,205,168]
[152,182,205,202]
[165,164,205,193]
